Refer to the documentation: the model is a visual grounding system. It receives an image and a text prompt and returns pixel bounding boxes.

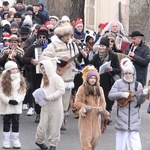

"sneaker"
[27,107,35,116]
[22,104,28,110]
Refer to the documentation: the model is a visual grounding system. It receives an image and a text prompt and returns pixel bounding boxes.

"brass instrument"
[7,46,16,61]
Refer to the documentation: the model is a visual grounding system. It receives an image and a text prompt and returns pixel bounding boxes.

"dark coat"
[84,52,121,111]
[21,44,42,91]
[73,28,86,41]
[125,42,150,86]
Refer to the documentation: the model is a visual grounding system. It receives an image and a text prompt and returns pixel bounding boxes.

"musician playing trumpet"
[108,58,149,150]
[0,34,24,71]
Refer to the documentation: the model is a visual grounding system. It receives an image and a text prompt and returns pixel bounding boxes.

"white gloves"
[143,88,149,95]
[64,82,75,89]
[122,92,130,98]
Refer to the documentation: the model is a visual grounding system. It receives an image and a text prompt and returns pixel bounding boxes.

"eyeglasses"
[38,35,46,39]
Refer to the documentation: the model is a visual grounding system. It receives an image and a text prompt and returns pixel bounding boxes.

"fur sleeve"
[75,85,85,109]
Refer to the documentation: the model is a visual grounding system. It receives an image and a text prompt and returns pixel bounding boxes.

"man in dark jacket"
[38,0,50,22]
[125,31,150,86]
[22,26,50,122]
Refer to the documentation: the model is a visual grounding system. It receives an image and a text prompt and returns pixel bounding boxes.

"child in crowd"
[75,65,109,150]
[108,58,149,150]
[35,58,65,150]
[0,61,27,149]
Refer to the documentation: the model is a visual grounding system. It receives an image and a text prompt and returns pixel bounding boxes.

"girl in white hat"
[0,61,27,149]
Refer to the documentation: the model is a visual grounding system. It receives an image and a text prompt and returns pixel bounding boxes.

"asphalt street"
[0,64,150,150]
[0,100,150,150]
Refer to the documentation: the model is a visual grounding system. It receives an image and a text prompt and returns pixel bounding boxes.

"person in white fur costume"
[0,61,27,149]
[40,22,80,130]
[35,58,65,150]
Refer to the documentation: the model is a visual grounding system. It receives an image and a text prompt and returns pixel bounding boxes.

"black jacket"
[125,42,150,86]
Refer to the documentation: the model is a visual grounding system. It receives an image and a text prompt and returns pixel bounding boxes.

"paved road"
[0,100,150,150]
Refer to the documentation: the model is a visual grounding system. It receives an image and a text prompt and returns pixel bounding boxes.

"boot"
[3,132,11,149]
[35,142,48,150]
[11,132,21,149]
[49,146,56,150]
[35,114,40,123]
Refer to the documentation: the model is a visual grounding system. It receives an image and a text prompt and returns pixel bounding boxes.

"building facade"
[84,0,129,35]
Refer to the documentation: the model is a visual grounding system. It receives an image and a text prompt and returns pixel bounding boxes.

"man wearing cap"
[0,1,9,17]
[0,34,24,70]
[22,26,50,120]
[40,22,82,131]
[50,16,59,26]
[11,21,19,34]
[73,17,86,44]
[13,0,26,15]
[33,3,45,25]
[125,31,150,86]
[38,0,50,22]
[18,25,31,49]
[2,32,10,47]
[13,12,23,28]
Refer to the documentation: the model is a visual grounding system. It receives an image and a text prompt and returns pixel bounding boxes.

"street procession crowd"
[0,0,150,150]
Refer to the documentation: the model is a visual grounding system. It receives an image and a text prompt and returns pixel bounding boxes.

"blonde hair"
[1,71,27,96]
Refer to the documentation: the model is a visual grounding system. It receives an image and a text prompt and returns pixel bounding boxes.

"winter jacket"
[0,74,26,115]
[74,28,86,41]
[125,42,150,86]
[13,5,26,15]
[84,52,121,111]
[40,35,79,82]
[38,0,50,22]
[108,79,146,131]
[40,59,65,107]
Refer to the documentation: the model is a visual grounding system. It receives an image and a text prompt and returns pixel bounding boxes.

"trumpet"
[7,46,16,61]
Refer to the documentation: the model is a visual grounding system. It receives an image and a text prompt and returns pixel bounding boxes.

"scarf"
[98,51,109,64]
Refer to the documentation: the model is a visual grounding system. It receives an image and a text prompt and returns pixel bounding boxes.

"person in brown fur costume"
[75,65,109,150]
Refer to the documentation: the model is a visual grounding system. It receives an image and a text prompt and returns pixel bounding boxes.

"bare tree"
[47,0,85,21]
[25,0,85,21]
[129,0,150,42]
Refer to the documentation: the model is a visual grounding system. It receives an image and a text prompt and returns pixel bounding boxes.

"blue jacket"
[38,0,50,22]
[73,28,85,41]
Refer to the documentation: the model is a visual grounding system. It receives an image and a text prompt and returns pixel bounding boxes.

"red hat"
[98,22,108,29]
[3,33,10,40]
[75,18,83,28]
[37,26,49,37]
[44,21,54,28]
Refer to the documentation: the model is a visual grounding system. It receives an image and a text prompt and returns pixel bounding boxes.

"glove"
[9,100,18,105]
[64,82,74,89]
[79,106,86,117]
[84,105,92,113]
[57,59,68,67]
[97,107,104,114]
[143,88,149,95]
[67,82,74,89]
[122,92,130,98]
